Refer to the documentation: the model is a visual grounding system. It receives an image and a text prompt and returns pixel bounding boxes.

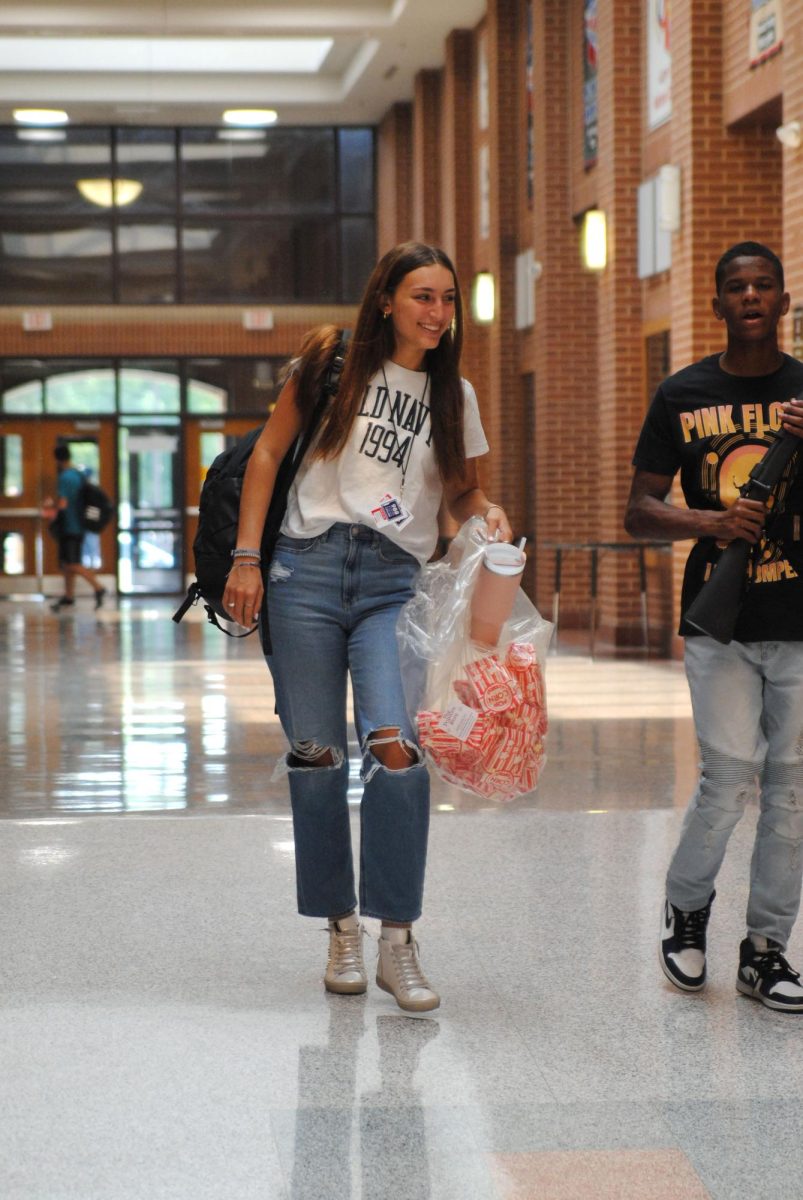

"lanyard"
[379,362,429,501]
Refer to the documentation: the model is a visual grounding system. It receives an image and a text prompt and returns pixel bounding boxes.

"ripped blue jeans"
[667,637,803,947]
[266,523,429,922]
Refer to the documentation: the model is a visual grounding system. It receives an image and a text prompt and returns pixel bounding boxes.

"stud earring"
[383,309,390,320]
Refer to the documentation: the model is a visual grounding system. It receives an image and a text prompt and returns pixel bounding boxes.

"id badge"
[370,492,414,530]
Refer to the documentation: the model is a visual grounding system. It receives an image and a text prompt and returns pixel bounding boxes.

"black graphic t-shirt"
[633,353,803,641]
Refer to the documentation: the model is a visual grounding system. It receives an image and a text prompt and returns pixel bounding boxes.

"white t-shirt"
[282,360,489,564]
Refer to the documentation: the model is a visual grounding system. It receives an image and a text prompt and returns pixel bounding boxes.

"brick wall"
[7,1,799,653]
[722,0,783,126]
[782,0,803,345]
[0,306,358,359]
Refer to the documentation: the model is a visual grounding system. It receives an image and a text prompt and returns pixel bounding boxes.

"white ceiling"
[0,1,487,127]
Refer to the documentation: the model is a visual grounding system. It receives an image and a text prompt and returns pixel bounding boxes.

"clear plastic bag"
[396,517,553,802]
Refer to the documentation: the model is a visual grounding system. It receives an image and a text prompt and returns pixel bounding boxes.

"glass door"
[118,421,182,594]
[0,419,38,588]
[0,417,117,595]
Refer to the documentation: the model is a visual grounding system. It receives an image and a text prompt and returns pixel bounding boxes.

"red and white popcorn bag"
[397,518,553,803]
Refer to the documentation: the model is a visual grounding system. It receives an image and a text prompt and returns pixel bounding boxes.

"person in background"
[50,443,106,612]
[625,242,803,1011]
[223,241,512,1013]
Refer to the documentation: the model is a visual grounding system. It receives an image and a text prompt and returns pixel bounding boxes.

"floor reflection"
[3,599,801,1200]
[1,597,696,820]
[289,994,440,1200]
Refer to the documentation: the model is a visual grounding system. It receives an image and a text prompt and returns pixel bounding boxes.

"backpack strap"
[172,582,260,637]
[258,330,351,654]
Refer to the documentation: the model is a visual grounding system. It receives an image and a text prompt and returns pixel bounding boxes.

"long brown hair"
[291,242,467,481]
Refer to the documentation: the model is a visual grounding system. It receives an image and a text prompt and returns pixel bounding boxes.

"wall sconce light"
[472,272,495,323]
[582,209,607,270]
[776,120,801,149]
[76,179,143,208]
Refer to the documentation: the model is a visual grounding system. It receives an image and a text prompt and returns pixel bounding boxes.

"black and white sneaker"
[659,891,715,991]
[736,937,803,1012]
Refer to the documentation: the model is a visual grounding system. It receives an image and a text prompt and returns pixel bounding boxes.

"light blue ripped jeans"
[265,523,429,923]
[667,637,803,947]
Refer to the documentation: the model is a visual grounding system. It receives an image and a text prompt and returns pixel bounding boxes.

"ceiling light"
[13,107,69,126]
[76,179,143,208]
[582,209,607,270]
[17,129,66,143]
[222,109,278,128]
[776,120,801,150]
[216,129,267,142]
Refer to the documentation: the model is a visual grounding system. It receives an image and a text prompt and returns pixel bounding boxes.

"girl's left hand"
[484,503,513,542]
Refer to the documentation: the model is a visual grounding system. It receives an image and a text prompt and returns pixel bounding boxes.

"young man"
[51,443,106,612]
[625,242,803,1011]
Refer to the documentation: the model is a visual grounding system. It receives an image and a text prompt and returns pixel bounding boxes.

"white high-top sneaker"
[376,930,440,1013]
[324,916,367,995]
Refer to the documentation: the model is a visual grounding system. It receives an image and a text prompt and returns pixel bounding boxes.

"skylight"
[0,37,334,75]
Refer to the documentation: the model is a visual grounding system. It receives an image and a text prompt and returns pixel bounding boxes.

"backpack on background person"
[79,478,115,534]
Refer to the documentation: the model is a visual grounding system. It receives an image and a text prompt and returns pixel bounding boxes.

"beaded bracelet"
[230,561,260,569]
[231,548,261,561]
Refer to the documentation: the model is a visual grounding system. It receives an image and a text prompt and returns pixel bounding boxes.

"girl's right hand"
[222,561,263,627]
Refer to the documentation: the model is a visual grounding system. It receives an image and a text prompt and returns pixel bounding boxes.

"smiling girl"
[223,241,511,1012]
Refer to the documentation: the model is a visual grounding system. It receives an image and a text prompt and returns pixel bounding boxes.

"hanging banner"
[647,0,672,130]
[478,143,490,240]
[749,0,783,67]
[477,32,489,131]
[583,0,598,167]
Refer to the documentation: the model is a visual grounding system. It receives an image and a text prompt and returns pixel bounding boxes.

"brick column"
[412,70,443,243]
[666,0,783,644]
[483,0,522,518]
[439,31,486,395]
[670,0,782,371]
[595,0,645,648]
[377,103,413,254]
[529,0,599,622]
[782,1,803,345]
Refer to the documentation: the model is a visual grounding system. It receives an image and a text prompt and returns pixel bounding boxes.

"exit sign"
[242,309,274,331]
[22,310,53,332]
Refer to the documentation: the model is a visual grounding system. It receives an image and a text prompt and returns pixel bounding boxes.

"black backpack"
[79,479,114,533]
[172,332,349,649]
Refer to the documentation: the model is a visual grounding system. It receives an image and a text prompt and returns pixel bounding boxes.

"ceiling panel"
[0,0,487,127]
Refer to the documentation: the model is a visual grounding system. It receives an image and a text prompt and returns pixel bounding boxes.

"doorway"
[118,422,183,594]
[0,417,116,594]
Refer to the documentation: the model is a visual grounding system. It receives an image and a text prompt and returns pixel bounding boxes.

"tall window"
[0,125,375,304]
[0,358,289,416]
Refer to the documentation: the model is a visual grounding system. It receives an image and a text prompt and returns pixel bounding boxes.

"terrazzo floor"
[2,596,802,1199]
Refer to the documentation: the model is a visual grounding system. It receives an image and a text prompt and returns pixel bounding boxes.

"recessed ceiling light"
[13,107,69,126]
[222,109,278,128]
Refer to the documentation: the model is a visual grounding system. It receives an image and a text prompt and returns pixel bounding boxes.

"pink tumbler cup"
[469,542,526,647]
